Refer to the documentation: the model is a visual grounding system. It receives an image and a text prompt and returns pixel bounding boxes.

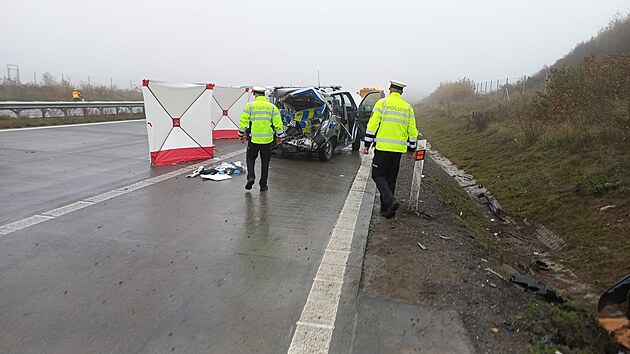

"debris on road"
[200,161,245,176]
[186,166,204,178]
[417,242,427,250]
[490,327,500,334]
[200,174,231,181]
[599,204,616,211]
[438,235,452,240]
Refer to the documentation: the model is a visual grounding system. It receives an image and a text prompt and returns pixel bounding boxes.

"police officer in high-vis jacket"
[363,80,419,218]
[239,86,285,191]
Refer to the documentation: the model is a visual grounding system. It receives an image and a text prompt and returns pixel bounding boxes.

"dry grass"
[417,108,629,291]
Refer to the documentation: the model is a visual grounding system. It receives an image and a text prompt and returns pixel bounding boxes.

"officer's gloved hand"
[276,137,283,145]
[239,135,246,143]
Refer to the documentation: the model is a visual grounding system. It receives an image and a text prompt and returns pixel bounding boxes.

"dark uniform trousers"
[246,141,273,187]
[371,149,402,210]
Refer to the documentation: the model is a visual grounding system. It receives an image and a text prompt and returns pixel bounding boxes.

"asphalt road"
[0,121,372,353]
[0,121,479,353]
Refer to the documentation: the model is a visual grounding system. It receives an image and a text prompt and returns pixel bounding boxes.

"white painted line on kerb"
[288,153,372,354]
[0,148,246,236]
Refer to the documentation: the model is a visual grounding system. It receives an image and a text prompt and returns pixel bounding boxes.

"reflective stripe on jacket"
[364,92,418,153]
[239,96,285,144]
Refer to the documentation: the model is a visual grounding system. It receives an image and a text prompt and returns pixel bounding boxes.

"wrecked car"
[598,273,630,319]
[269,87,382,161]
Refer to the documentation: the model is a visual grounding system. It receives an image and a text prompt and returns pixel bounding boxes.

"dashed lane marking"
[0,148,246,236]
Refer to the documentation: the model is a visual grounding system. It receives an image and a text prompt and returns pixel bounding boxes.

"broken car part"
[598,273,630,319]
[186,166,204,178]
[509,273,565,303]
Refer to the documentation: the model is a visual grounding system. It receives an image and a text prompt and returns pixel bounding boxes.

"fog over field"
[1,0,628,100]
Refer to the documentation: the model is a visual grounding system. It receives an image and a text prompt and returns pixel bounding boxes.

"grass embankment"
[420,154,624,353]
[0,113,144,129]
[416,51,629,292]
[419,107,628,290]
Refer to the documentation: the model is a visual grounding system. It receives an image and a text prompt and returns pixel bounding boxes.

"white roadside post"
[409,139,427,212]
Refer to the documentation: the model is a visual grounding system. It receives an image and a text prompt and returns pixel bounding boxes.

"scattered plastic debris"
[490,327,500,334]
[438,235,452,240]
[599,205,616,211]
[186,166,204,178]
[509,273,565,303]
[200,174,231,181]
[417,242,427,250]
[186,161,246,179]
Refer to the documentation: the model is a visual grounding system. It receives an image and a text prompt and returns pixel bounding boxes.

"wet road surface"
[0,121,477,353]
[0,121,367,352]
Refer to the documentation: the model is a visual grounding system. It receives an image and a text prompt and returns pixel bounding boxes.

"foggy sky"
[1,0,628,101]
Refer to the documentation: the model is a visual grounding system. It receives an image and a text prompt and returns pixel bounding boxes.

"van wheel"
[318,137,335,161]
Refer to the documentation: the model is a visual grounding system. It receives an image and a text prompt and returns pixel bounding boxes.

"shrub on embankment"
[416,19,630,291]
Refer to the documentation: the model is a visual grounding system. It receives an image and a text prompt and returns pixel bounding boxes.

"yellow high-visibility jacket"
[239,96,285,144]
[364,92,418,153]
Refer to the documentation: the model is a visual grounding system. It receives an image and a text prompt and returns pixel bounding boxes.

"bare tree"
[42,72,57,86]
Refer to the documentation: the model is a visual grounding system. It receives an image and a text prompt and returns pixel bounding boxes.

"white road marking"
[0,215,55,235]
[0,119,145,132]
[288,153,372,354]
[0,148,246,236]
[41,201,95,217]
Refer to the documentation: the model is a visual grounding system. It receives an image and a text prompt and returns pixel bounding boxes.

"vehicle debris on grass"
[509,273,565,303]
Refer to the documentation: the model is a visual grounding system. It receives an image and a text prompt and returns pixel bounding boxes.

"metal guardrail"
[0,101,144,118]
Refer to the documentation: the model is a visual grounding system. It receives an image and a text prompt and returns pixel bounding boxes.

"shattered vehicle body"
[598,273,630,319]
[270,87,377,161]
